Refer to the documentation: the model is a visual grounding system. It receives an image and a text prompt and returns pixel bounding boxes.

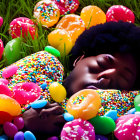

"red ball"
[106,5,135,23]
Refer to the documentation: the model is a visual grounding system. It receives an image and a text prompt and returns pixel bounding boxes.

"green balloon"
[89,115,116,135]
[4,38,22,65]
[134,94,140,111]
[45,46,60,58]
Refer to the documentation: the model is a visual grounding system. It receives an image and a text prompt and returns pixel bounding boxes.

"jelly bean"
[66,89,101,120]
[0,39,4,60]
[14,131,24,140]
[4,38,22,65]
[63,113,74,121]
[31,100,47,109]
[49,82,67,102]
[45,46,60,58]
[40,82,47,90]
[47,136,59,140]
[0,111,13,124]
[0,94,21,116]
[95,135,108,140]
[48,29,73,56]
[24,131,36,140]
[104,110,118,121]
[13,117,24,130]
[80,5,106,28]
[134,94,140,111]
[89,115,116,135]
[3,122,18,138]
[0,16,3,27]
[0,135,8,140]
[126,108,136,114]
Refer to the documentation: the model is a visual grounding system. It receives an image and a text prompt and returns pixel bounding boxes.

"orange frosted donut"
[34,0,60,28]
[66,89,101,120]
[56,14,86,45]
[80,5,106,28]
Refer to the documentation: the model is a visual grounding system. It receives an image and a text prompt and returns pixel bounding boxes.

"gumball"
[9,17,37,39]
[33,0,60,28]
[56,14,86,45]
[114,114,140,140]
[0,78,8,85]
[0,39,4,60]
[66,89,101,120]
[134,94,140,112]
[0,94,21,116]
[53,0,79,15]
[2,65,18,78]
[3,122,18,138]
[0,16,3,27]
[106,5,135,23]
[0,111,13,124]
[49,82,66,102]
[48,29,73,55]
[13,117,24,130]
[24,131,36,140]
[14,131,24,140]
[80,5,106,28]
[61,118,95,140]
[4,38,22,65]
[45,46,60,57]
[13,82,41,104]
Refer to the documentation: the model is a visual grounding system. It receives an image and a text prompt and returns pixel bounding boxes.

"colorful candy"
[106,5,135,23]
[0,78,9,85]
[33,0,60,28]
[66,89,101,120]
[14,131,24,140]
[4,38,22,65]
[61,118,95,140]
[24,131,36,140]
[0,111,13,124]
[47,136,59,140]
[13,82,41,104]
[80,5,106,28]
[0,39,4,60]
[134,94,140,112]
[0,94,21,116]
[45,46,60,57]
[104,110,118,121]
[114,114,140,140]
[53,0,79,15]
[2,65,18,78]
[13,117,24,130]
[56,14,86,45]
[31,100,48,109]
[48,29,73,55]
[49,82,67,102]
[0,82,12,97]
[0,16,3,27]
[9,17,37,39]
[89,115,116,135]
[63,112,74,122]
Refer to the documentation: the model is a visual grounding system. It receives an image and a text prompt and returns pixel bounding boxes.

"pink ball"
[61,118,95,140]
[0,82,12,97]
[106,5,135,23]
[9,17,37,40]
[13,117,24,130]
[0,16,3,27]
[114,114,140,140]
[13,82,41,104]
[3,122,18,138]
[0,39,4,60]
[0,78,9,85]
[2,65,18,78]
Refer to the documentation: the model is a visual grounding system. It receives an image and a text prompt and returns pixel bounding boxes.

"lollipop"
[0,39,4,60]
[106,5,135,23]
[33,0,60,28]
[9,17,37,39]
[80,5,106,28]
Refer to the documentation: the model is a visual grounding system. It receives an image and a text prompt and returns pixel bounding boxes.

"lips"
[85,84,98,90]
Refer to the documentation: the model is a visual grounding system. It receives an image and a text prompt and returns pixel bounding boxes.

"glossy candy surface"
[134,94,140,112]
[45,46,60,57]
[31,100,47,109]
[24,131,36,140]
[66,89,101,120]
[0,82,12,97]
[0,16,3,27]
[0,39,4,60]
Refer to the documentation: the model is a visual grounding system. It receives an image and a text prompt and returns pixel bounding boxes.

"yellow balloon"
[49,82,67,102]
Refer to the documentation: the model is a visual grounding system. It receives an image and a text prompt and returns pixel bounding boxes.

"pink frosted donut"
[0,78,9,85]
[61,118,95,140]
[13,82,41,104]
[0,39,4,60]
[106,5,135,23]
[53,0,79,15]
[0,82,12,97]
[114,114,140,140]
[9,17,37,39]
[2,65,18,79]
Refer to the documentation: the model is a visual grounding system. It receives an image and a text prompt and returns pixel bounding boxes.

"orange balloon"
[56,14,86,45]
[80,5,106,28]
[66,89,101,120]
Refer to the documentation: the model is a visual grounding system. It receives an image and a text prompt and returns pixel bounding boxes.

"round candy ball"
[0,39,4,60]
[80,5,106,28]
[14,131,24,140]
[3,122,18,138]
[61,118,95,140]
[13,116,24,130]
[9,17,37,39]
[49,82,67,102]
[106,5,135,23]
[66,89,101,120]
[0,16,3,27]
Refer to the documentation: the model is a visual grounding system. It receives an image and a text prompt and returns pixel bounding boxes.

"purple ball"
[47,136,59,140]
[14,131,24,140]
[13,117,24,130]
[3,122,18,138]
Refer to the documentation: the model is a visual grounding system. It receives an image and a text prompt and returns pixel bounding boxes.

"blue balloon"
[31,100,47,109]
[24,131,36,140]
[104,110,118,121]
[63,113,74,121]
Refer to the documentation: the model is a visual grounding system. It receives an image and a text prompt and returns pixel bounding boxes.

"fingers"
[54,115,66,127]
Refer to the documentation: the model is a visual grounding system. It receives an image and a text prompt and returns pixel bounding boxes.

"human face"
[68,53,137,96]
